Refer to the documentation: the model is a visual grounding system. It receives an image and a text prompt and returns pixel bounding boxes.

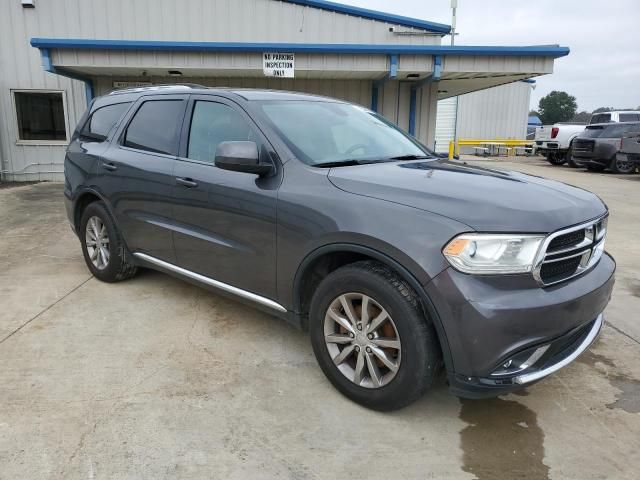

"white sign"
[263,53,295,78]
[112,81,152,89]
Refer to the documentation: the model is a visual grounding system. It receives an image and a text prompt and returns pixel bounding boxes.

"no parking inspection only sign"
[263,53,295,78]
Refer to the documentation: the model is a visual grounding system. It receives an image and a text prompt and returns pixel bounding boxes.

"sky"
[343,0,640,112]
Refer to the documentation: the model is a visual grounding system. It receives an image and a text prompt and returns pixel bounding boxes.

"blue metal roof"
[30,38,570,58]
[528,115,542,125]
[280,0,451,33]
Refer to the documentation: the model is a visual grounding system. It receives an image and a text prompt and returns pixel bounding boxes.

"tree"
[529,110,539,117]
[538,91,578,124]
[571,111,592,123]
[593,107,613,113]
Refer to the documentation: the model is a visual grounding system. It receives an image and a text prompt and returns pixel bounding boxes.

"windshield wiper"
[388,154,433,160]
[314,159,394,168]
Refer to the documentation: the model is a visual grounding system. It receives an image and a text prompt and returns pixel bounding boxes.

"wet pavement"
[1,159,639,479]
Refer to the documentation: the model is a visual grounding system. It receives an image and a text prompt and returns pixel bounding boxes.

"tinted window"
[590,114,611,124]
[14,91,66,141]
[603,124,640,138]
[619,114,640,122]
[82,102,131,141]
[187,102,257,163]
[124,100,184,155]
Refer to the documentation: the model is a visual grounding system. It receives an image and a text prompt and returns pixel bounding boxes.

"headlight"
[443,234,545,275]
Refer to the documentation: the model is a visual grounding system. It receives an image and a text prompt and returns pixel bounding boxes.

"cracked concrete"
[1,159,639,479]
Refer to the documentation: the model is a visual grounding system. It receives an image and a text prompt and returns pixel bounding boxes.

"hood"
[328,159,607,232]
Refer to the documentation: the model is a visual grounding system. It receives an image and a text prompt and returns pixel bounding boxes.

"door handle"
[101,162,118,172]
[176,177,198,188]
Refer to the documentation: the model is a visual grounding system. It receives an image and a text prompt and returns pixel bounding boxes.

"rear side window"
[187,101,258,163]
[124,100,184,155]
[590,114,611,124]
[81,102,131,141]
[619,113,640,122]
[604,124,640,137]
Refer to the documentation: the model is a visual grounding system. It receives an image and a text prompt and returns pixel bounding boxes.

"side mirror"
[215,141,272,176]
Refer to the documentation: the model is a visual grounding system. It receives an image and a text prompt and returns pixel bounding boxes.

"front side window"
[187,101,258,163]
[256,100,432,166]
[81,102,131,141]
[124,100,184,155]
[14,91,67,141]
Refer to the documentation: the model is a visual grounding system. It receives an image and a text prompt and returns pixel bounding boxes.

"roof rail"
[107,83,208,95]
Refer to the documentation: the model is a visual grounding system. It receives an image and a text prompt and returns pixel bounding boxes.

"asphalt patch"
[459,398,549,480]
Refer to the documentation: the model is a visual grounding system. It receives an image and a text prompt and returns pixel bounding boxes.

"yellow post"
[448,141,455,160]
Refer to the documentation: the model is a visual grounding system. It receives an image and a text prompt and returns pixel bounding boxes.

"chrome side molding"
[514,313,604,385]
[133,252,287,313]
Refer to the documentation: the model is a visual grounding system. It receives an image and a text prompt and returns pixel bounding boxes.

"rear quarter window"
[81,102,131,141]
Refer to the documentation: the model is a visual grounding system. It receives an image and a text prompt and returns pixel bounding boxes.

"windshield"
[256,100,435,166]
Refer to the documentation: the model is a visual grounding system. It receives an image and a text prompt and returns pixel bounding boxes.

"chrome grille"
[533,215,608,286]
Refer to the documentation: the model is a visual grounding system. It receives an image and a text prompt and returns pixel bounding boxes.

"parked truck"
[535,123,586,165]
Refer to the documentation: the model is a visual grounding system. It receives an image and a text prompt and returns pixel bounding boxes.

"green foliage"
[538,91,578,124]
[571,111,592,123]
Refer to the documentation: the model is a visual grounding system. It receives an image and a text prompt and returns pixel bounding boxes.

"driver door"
[171,95,281,300]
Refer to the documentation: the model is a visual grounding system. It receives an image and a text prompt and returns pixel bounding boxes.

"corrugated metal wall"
[434,82,532,153]
[456,81,531,140]
[0,0,442,181]
[434,97,457,152]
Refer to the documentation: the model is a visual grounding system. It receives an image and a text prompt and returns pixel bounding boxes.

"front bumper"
[425,252,615,398]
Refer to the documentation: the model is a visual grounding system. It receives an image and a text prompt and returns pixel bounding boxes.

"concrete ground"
[1,157,638,480]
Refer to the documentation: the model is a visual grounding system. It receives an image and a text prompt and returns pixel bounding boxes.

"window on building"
[187,102,258,163]
[14,91,67,142]
[123,100,185,155]
[81,102,131,141]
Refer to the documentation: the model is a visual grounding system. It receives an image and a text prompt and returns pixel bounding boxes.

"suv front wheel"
[309,261,440,411]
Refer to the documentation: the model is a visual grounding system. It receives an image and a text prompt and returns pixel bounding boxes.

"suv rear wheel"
[610,155,636,174]
[80,202,138,282]
[309,261,440,411]
[546,151,566,165]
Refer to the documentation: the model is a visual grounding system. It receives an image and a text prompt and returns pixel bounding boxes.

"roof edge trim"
[30,39,570,58]
[280,0,451,33]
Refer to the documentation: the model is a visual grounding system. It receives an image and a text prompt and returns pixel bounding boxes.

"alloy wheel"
[323,293,402,388]
[85,216,110,270]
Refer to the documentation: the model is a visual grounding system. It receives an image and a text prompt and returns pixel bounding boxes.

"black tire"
[586,163,606,172]
[546,152,566,166]
[610,155,636,174]
[79,201,138,282]
[309,260,440,411]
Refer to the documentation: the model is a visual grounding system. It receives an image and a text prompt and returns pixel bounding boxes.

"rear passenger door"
[97,95,187,263]
[171,95,281,300]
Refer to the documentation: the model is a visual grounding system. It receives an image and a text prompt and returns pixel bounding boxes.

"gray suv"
[65,85,615,410]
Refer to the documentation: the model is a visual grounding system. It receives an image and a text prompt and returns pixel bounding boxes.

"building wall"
[0,0,442,181]
[434,81,532,152]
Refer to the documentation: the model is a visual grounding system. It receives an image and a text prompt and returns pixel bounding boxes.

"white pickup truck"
[535,123,586,165]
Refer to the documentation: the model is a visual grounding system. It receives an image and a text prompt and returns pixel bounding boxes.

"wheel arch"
[73,188,117,233]
[292,243,454,372]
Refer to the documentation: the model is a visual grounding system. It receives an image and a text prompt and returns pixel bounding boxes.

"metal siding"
[434,97,457,152]
[455,81,531,140]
